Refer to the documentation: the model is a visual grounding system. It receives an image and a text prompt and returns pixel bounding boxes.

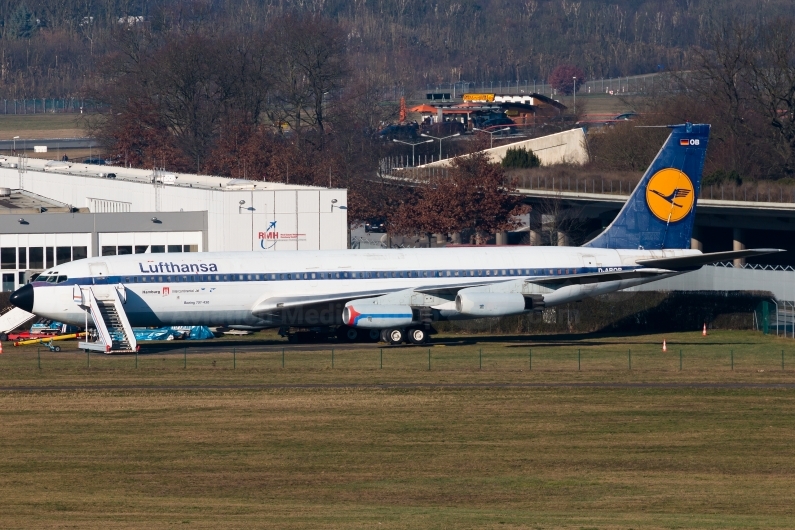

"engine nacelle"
[342,303,414,328]
[455,292,527,317]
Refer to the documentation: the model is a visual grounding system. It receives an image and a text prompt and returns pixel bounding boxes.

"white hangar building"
[0,157,348,292]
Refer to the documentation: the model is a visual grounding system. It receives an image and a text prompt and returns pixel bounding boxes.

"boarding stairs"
[75,284,137,354]
[0,306,36,335]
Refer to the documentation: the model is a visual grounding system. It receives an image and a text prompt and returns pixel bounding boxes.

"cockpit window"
[46,276,57,283]
[56,276,67,283]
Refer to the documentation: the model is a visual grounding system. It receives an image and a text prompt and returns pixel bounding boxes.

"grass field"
[0,114,86,140]
[1,330,794,528]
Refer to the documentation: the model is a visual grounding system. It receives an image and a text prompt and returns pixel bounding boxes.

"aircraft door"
[90,262,110,284]
[580,254,600,268]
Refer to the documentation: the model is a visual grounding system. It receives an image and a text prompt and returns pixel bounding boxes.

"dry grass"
[0,114,85,139]
[1,330,794,528]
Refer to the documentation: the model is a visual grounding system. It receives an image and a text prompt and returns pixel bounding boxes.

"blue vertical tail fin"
[584,123,710,250]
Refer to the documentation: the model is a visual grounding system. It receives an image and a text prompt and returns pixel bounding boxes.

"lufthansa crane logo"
[645,168,695,223]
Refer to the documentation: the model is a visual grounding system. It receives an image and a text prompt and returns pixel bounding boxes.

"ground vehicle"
[603,112,639,126]
[364,219,386,233]
[423,121,465,136]
[477,116,517,134]
[84,158,106,165]
[378,123,419,140]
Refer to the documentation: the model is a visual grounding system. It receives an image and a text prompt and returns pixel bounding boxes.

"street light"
[331,198,347,212]
[473,127,511,149]
[392,138,433,167]
[420,132,461,161]
[13,136,19,153]
[572,76,577,116]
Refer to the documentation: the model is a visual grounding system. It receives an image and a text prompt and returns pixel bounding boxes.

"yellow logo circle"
[645,168,695,223]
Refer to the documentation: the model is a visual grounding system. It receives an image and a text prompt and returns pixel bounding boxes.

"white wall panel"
[275,191,297,214]
[297,212,320,250]
[297,191,319,213]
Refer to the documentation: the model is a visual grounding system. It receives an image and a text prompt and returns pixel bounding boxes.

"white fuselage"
[27,246,695,328]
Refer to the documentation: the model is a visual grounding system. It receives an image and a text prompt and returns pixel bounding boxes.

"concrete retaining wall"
[421,128,589,168]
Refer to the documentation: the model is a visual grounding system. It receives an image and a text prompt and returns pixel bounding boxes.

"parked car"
[364,219,386,233]
[477,116,517,134]
[378,123,419,140]
[84,157,106,165]
[604,112,638,126]
[423,120,465,137]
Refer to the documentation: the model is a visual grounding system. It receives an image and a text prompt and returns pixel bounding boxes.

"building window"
[168,245,182,253]
[29,247,43,270]
[118,246,133,255]
[184,245,198,252]
[135,246,149,254]
[1,248,15,269]
[2,273,13,292]
[18,248,26,269]
[46,248,54,268]
[56,247,72,265]
[102,246,117,256]
[151,245,165,253]
[73,247,87,261]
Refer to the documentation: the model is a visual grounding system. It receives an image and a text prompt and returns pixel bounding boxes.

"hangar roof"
[0,189,86,214]
[0,156,326,193]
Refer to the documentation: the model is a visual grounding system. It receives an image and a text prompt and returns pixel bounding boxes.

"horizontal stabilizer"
[529,268,674,286]
[635,248,784,270]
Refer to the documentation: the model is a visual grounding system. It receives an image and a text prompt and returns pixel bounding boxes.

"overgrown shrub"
[501,147,541,169]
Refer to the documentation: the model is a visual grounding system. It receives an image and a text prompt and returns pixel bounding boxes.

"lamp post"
[393,138,434,167]
[13,136,19,153]
[331,198,347,213]
[420,132,460,161]
[572,76,577,116]
[473,127,511,149]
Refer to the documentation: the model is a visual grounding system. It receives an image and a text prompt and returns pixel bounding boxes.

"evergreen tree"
[8,3,35,39]
[501,147,541,169]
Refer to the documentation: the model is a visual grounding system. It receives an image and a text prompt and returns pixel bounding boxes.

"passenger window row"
[113,268,580,284]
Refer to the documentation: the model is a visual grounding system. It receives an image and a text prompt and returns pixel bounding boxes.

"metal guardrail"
[514,174,795,205]
[713,262,795,272]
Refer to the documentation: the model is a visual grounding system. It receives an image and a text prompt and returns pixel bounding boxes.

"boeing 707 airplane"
[8,123,780,347]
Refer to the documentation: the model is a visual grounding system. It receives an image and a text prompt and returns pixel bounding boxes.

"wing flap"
[528,268,674,286]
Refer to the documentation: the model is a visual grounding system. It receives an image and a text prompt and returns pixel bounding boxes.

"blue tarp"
[132,326,215,341]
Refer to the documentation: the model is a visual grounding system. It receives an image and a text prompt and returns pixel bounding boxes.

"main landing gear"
[379,327,429,345]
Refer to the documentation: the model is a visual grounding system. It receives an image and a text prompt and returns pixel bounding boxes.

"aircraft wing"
[635,248,783,270]
[250,281,493,317]
[527,267,675,287]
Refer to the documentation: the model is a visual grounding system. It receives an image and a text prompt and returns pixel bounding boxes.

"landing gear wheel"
[386,328,404,345]
[379,329,389,343]
[368,329,380,343]
[0,333,7,342]
[407,328,427,345]
[337,326,358,342]
[54,345,61,352]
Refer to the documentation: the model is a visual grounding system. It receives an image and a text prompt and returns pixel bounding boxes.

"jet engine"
[342,302,415,328]
[455,292,528,317]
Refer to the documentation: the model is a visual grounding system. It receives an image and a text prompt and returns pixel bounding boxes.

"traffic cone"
[662,339,667,352]
[0,341,4,354]
[702,323,707,336]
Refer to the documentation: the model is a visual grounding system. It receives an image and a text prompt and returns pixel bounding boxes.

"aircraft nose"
[9,283,34,312]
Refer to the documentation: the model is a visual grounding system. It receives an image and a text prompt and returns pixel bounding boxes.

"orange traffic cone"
[0,341,4,354]
[662,339,667,352]
[702,323,707,336]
